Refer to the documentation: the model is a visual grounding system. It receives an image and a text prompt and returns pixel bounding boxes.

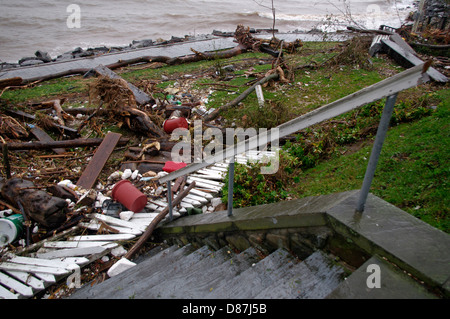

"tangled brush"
[326,36,374,70]
[89,76,137,110]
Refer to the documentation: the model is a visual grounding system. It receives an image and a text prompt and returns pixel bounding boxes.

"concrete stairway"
[69,244,347,299]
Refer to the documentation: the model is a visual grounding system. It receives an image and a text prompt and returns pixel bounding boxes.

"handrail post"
[356,93,398,213]
[167,181,173,221]
[227,158,235,217]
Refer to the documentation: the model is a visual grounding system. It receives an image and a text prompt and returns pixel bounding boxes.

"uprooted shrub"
[88,76,166,137]
[326,36,374,70]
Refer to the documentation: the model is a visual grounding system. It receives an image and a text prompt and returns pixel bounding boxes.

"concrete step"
[109,245,217,299]
[70,244,194,299]
[139,246,235,298]
[69,244,347,299]
[179,247,263,299]
[207,248,298,299]
[326,255,438,299]
[255,251,346,299]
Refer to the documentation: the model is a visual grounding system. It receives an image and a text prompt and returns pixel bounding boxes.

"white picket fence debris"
[0,152,273,299]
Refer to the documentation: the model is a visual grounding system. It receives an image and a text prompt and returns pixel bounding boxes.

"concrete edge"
[158,190,450,297]
[159,190,358,234]
[326,255,438,299]
[326,191,450,297]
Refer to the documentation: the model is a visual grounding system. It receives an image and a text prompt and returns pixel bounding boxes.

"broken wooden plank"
[0,262,70,276]
[187,176,225,187]
[93,213,147,232]
[381,38,448,82]
[0,271,34,297]
[0,282,20,299]
[76,132,122,189]
[6,136,128,151]
[5,109,80,138]
[36,246,108,259]
[129,212,159,219]
[389,33,417,56]
[188,188,214,199]
[5,255,82,270]
[80,220,142,235]
[28,124,66,155]
[33,273,56,284]
[67,234,136,241]
[5,271,46,291]
[43,240,119,250]
[185,193,209,204]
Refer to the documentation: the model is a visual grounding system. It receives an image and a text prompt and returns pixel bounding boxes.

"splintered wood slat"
[29,125,66,154]
[68,234,136,241]
[0,272,34,297]
[0,283,19,299]
[76,132,122,189]
[5,271,46,291]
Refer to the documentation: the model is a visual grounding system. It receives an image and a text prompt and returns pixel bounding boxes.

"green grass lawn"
[290,88,450,232]
[1,39,448,232]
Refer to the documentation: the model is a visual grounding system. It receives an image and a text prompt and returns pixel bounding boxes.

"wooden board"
[0,271,34,297]
[68,234,136,241]
[76,132,122,189]
[381,39,448,83]
[94,214,147,232]
[36,246,108,259]
[29,125,66,154]
[5,109,80,138]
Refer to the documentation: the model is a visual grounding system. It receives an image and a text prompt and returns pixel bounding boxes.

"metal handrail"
[160,63,430,217]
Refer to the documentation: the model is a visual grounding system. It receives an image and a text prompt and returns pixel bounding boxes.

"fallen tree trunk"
[0,77,23,89]
[1,178,68,229]
[6,137,129,151]
[105,44,250,68]
[203,72,279,122]
[124,181,196,260]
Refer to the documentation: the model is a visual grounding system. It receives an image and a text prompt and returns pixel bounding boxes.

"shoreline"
[0,28,357,70]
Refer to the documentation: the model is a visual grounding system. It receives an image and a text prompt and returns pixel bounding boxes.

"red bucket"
[163,161,187,173]
[111,180,147,213]
[163,117,189,134]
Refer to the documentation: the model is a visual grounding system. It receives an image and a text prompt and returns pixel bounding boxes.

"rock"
[222,65,235,72]
[54,52,74,62]
[211,198,222,207]
[170,36,184,43]
[19,57,44,66]
[72,47,83,54]
[131,39,153,48]
[111,246,128,257]
[0,62,19,70]
[35,50,52,63]
[121,169,132,180]
[119,210,134,221]
[107,258,136,277]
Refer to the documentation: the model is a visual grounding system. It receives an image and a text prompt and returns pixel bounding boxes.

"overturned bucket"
[111,180,147,213]
[0,214,24,246]
[163,117,189,134]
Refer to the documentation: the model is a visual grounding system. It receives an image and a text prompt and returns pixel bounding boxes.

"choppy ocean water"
[0,0,417,63]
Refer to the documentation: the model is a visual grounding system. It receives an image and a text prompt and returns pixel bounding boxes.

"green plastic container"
[0,214,24,246]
